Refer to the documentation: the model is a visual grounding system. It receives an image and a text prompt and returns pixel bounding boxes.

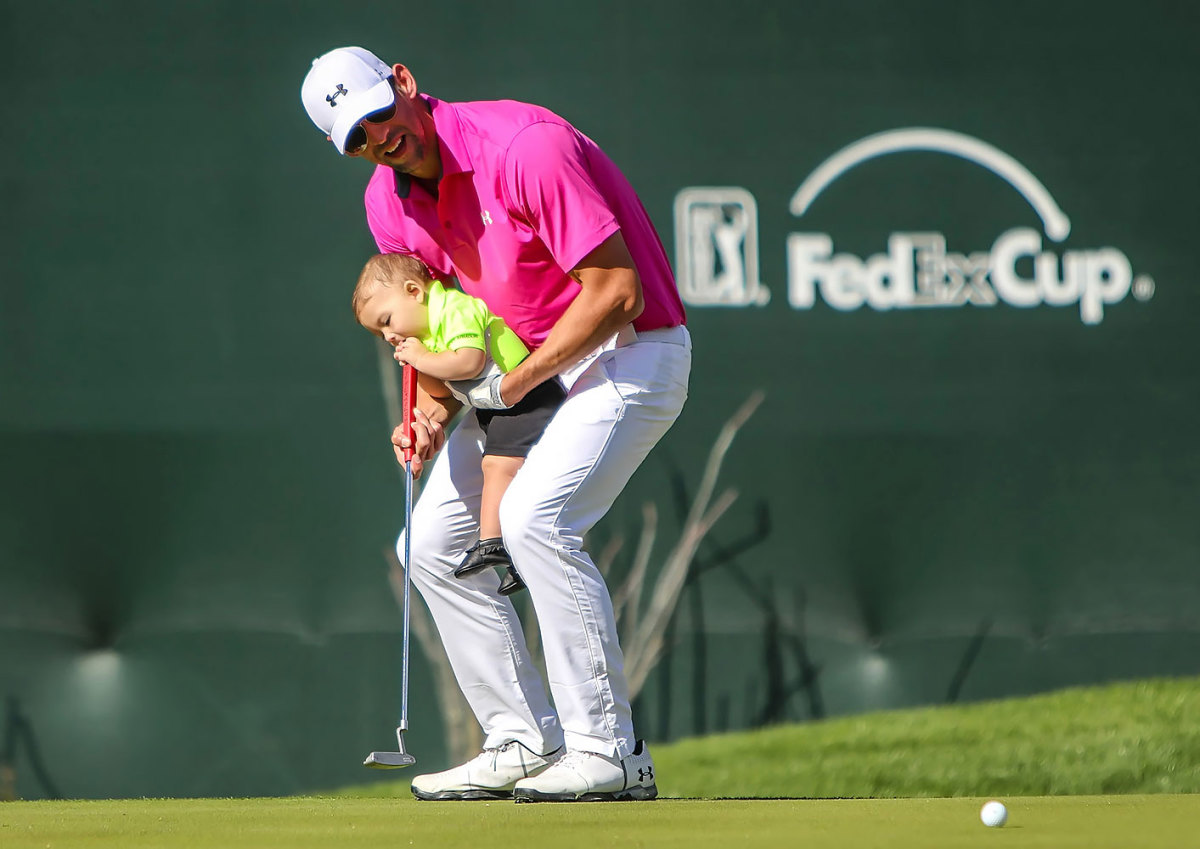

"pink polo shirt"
[364,96,685,349]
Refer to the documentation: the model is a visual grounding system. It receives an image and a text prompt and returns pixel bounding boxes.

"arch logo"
[674,128,1155,325]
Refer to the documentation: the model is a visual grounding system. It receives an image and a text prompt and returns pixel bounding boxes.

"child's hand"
[393,337,428,367]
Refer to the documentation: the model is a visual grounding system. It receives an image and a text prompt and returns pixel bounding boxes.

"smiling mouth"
[384,135,407,158]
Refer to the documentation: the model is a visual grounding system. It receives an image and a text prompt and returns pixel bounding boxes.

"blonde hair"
[352,253,435,318]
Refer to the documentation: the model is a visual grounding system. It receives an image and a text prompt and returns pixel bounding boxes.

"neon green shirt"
[420,280,530,405]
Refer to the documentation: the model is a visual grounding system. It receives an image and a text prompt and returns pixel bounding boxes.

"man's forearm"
[506,282,638,398]
[416,372,462,423]
[502,233,645,404]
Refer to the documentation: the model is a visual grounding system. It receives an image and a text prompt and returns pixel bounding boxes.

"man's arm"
[497,231,644,406]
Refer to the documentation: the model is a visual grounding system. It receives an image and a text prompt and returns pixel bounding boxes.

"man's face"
[345,67,438,179]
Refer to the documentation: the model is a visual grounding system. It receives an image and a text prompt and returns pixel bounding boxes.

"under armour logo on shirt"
[326,84,348,106]
[481,211,493,225]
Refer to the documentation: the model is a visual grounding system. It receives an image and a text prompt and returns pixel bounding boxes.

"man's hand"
[466,372,514,410]
[391,406,447,478]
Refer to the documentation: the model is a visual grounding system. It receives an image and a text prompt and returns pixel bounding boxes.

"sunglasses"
[343,95,398,154]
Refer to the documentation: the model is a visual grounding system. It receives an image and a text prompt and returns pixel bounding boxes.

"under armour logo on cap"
[326,84,349,106]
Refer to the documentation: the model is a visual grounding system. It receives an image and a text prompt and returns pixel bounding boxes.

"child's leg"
[480,454,525,539]
[455,454,529,594]
[482,454,527,595]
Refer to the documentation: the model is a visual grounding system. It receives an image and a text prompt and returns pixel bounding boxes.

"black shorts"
[474,377,567,458]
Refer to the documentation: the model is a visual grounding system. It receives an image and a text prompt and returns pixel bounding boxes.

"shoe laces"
[476,741,519,771]
[553,749,600,770]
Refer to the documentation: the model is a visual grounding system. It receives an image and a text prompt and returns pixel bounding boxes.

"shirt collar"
[423,279,452,346]
[424,95,472,178]
[426,278,449,319]
[389,97,471,200]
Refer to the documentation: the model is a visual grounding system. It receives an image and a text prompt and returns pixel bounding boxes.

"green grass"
[339,676,1200,800]
[3,795,1199,849]
[654,676,1200,798]
[2,678,1198,849]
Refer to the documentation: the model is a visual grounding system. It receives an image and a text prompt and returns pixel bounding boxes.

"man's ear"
[392,64,418,99]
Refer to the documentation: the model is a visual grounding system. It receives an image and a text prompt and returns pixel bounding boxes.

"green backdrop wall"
[2,0,1197,798]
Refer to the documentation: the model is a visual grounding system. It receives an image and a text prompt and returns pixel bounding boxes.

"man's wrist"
[500,367,536,407]
[497,371,514,406]
[420,393,457,425]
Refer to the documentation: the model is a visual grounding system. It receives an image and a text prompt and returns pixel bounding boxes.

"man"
[301,46,690,802]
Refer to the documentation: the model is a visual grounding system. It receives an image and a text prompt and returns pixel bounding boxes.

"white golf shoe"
[410,741,562,801]
[512,740,658,802]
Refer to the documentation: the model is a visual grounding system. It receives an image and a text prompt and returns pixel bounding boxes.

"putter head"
[363,726,416,768]
[363,750,417,769]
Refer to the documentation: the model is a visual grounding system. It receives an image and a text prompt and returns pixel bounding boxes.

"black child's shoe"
[454,538,511,578]
[455,538,527,595]
[497,565,526,596]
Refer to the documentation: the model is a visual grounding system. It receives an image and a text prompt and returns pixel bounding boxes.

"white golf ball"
[980,800,1008,827]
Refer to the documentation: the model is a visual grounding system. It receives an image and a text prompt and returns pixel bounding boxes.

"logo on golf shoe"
[637,766,654,783]
[674,128,1155,325]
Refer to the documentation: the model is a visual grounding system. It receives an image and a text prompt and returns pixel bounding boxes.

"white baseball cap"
[301,46,395,154]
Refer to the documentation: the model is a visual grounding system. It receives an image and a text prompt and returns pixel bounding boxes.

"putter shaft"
[363,365,419,769]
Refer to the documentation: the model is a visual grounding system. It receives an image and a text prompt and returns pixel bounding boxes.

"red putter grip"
[401,364,417,464]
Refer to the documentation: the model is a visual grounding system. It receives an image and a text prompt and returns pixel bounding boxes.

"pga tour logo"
[674,127,1155,325]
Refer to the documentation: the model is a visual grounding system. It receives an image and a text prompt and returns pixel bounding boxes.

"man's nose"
[365,120,389,146]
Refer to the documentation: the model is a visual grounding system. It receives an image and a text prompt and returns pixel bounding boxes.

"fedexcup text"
[787,227,1140,325]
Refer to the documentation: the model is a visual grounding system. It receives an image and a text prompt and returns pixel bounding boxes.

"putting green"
[2,794,1198,849]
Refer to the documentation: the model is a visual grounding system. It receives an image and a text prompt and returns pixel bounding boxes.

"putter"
[364,364,419,769]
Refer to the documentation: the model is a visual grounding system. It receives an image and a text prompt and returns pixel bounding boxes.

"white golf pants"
[398,326,691,760]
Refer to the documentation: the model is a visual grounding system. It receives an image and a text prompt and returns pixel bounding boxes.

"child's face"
[356,278,429,345]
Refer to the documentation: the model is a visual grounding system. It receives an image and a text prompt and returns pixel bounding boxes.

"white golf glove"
[467,373,513,410]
